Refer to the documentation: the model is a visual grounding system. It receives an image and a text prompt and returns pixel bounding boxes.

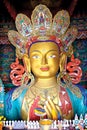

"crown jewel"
[8,4,78,59]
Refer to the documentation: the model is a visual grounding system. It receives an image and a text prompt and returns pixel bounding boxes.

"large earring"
[57,53,72,87]
[21,54,35,87]
[21,71,35,87]
[57,71,72,87]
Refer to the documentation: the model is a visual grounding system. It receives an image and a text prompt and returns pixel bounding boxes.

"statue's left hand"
[44,96,59,120]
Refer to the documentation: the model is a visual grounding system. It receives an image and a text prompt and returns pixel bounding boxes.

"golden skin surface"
[22,41,61,120]
[29,41,60,79]
[22,41,73,120]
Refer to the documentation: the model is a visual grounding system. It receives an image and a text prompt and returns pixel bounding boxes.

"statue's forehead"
[29,41,59,55]
[42,49,47,52]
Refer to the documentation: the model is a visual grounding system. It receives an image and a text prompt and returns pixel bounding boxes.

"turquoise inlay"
[20,20,24,24]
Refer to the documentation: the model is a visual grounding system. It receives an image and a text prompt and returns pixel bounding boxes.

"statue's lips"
[40,67,49,71]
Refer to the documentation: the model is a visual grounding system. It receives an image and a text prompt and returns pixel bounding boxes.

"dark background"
[0,0,87,21]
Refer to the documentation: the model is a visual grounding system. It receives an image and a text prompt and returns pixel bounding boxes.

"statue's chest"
[21,86,73,120]
[21,88,59,120]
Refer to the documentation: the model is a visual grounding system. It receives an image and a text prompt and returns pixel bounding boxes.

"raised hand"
[44,96,61,120]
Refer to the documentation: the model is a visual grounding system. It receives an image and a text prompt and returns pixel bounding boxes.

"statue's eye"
[48,55,56,58]
[32,55,40,59]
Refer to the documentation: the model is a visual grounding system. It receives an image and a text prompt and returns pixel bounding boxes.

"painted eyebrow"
[29,49,58,57]
[29,50,41,57]
[31,50,58,53]
[47,50,58,52]
[46,50,59,55]
[31,50,41,53]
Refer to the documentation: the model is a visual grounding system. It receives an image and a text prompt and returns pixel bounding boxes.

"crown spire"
[8,4,78,59]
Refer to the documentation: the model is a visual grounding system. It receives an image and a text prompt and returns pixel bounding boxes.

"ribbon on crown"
[8,4,78,59]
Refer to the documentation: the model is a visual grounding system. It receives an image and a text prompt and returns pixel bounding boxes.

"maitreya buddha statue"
[1,4,87,121]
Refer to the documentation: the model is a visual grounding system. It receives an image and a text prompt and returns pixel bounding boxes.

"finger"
[38,104,44,108]
[48,96,58,114]
[45,100,52,113]
[46,97,58,120]
[48,97,58,120]
[52,110,58,120]
[47,96,55,109]
[44,103,52,119]
[56,105,62,115]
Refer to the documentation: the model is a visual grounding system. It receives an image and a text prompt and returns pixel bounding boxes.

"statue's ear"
[22,54,31,73]
[59,53,67,72]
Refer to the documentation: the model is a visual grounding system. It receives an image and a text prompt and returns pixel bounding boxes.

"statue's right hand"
[44,96,59,120]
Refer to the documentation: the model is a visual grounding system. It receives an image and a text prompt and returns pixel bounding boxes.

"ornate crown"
[8,4,78,59]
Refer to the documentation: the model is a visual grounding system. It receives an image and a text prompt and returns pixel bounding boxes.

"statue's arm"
[4,89,20,120]
[67,86,87,117]
[75,86,87,116]
[4,87,27,120]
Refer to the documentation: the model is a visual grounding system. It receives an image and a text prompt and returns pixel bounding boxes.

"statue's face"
[29,41,60,78]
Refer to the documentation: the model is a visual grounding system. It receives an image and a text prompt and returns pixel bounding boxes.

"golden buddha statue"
[2,4,86,121]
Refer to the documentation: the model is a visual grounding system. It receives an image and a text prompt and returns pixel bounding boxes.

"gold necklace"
[30,84,59,106]
[35,84,58,95]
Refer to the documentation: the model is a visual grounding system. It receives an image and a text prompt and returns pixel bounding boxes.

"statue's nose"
[41,56,47,65]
